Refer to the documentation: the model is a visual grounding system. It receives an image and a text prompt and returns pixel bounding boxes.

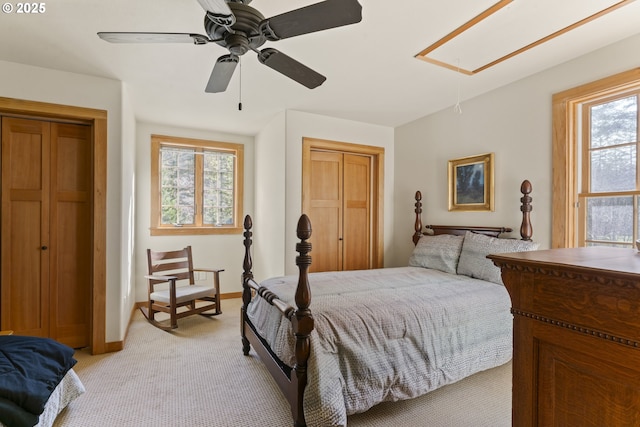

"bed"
[241,180,537,427]
[0,335,85,427]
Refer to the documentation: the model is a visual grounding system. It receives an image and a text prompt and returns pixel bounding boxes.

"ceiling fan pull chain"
[238,56,243,111]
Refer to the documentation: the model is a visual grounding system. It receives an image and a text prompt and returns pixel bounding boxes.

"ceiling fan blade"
[98,32,211,45]
[258,48,326,89]
[205,54,239,93]
[197,0,235,27]
[197,0,231,15]
[261,0,362,41]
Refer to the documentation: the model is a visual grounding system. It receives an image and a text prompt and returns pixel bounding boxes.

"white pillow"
[408,234,464,274]
[457,231,539,284]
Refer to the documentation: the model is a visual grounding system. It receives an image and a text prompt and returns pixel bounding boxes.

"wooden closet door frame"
[302,137,384,268]
[0,97,107,354]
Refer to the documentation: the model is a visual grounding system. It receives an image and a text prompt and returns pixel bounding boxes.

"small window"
[150,134,244,235]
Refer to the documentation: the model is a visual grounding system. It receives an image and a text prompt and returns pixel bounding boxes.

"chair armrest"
[193,268,225,273]
[145,274,178,281]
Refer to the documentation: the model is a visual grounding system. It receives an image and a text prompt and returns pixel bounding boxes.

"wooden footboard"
[241,215,313,427]
[242,180,534,427]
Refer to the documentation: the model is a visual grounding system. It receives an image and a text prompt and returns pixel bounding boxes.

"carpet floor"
[54,298,511,426]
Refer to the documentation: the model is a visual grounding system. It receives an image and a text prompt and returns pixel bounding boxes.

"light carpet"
[54,298,511,427]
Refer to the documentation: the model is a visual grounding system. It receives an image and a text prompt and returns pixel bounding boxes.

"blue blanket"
[0,336,77,427]
[0,397,39,427]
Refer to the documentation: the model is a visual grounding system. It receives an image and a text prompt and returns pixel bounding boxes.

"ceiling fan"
[98,0,363,93]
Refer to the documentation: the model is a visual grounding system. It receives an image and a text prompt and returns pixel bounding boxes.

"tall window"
[552,69,640,248]
[150,134,244,235]
[579,93,639,247]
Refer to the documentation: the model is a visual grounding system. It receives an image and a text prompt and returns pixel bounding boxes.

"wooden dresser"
[489,247,640,427]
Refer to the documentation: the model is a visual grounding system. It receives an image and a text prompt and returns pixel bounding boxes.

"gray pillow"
[457,231,539,284]
[408,234,464,274]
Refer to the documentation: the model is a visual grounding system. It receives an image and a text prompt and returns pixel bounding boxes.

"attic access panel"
[415,0,635,75]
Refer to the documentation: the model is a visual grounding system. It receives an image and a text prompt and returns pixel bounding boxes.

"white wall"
[392,33,640,267]
[134,121,255,300]
[0,60,131,343]
[252,112,287,280]
[120,83,137,338]
[282,110,395,275]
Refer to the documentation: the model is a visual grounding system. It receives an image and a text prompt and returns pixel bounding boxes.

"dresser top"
[488,247,640,277]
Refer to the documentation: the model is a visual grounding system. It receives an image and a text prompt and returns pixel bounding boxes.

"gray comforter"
[247,266,512,426]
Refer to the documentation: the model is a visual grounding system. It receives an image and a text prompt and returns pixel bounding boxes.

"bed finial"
[243,214,253,231]
[413,191,423,245]
[296,214,312,244]
[520,180,533,241]
[241,214,254,355]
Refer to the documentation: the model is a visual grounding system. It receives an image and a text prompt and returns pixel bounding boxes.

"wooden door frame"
[0,97,107,354]
[302,137,384,268]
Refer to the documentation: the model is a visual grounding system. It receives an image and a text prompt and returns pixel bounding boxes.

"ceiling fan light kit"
[98,0,363,93]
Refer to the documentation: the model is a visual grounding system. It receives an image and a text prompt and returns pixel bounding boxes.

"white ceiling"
[1,0,640,135]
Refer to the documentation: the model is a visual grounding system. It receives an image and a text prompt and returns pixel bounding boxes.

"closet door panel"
[308,151,343,272]
[1,117,50,336]
[343,154,371,271]
[50,123,92,348]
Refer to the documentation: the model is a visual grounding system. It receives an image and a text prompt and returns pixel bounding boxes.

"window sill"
[150,226,242,236]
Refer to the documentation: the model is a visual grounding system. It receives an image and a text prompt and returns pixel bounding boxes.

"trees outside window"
[581,94,638,247]
[552,69,640,248]
[150,134,244,236]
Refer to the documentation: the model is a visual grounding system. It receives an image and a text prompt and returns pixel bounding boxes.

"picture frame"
[448,153,494,211]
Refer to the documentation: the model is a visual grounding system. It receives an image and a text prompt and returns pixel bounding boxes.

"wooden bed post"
[520,180,533,241]
[413,191,423,245]
[291,214,314,427]
[241,215,254,356]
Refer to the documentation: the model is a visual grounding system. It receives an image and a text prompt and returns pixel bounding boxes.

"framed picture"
[448,153,494,211]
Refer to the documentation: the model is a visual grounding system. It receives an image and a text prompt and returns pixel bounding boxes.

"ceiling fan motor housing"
[205,3,266,55]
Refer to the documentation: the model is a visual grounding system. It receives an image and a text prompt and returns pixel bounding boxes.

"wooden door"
[343,154,370,271]
[307,150,372,272]
[308,151,343,272]
[1,117,51,337]
[50,122,92,348]
[1,116,91,348]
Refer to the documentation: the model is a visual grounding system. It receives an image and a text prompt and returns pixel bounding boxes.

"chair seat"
[151,284,215,304]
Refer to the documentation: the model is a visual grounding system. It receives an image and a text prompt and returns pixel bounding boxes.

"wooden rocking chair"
[142,246,223,330]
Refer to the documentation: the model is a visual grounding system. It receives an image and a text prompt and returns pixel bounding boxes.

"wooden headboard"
[412,179,533,245]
